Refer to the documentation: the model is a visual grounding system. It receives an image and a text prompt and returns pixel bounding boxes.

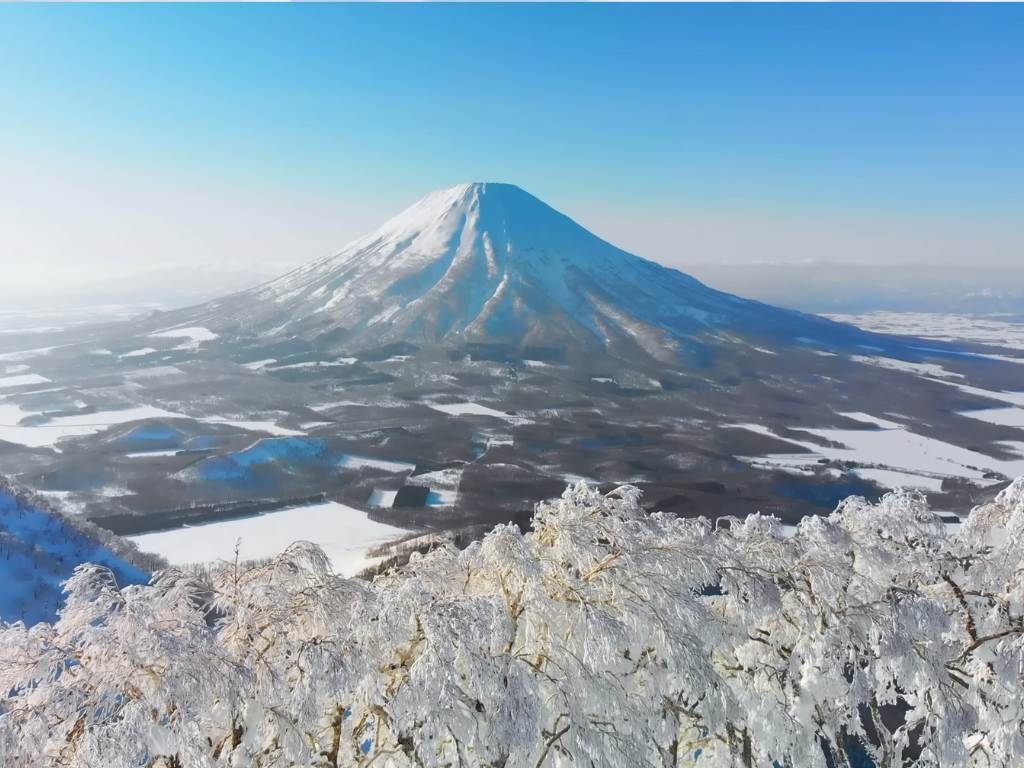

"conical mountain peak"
[360,182,587,255]
[184,183,866,363]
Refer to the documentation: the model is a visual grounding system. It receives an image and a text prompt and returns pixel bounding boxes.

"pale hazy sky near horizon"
[1,4,1022,302]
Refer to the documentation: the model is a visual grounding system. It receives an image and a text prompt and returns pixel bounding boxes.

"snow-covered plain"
[0,345,66,362]
[728,314,1024,492]
[427,401,529,424]
[937,380,1024,407]
[828,311,1024,352]
[852,467,945,492]
[149,326,218,344]
[129,500,409,577]
[729,418,1024,486]
[930,377,1024,429]
[0,373,51,388]
[838,411,905,429]
[0,403,189,449]
[849,354,963,380]
[124,365,186,380]
[200,416,304,437]
[960,407,1024,427]
[337,454,416,473]
[0,403,312,449]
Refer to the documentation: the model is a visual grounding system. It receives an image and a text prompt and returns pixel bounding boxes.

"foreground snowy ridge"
[3,481,1024,767]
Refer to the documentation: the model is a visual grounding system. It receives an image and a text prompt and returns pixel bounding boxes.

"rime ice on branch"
[2,479,1024,767]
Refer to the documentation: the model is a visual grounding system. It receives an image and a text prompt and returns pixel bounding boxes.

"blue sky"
[0,4,1021,298]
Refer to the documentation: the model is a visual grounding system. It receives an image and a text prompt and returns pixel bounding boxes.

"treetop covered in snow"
[2,478,1024,766]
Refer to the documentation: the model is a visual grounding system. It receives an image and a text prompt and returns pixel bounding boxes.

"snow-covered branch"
[3,479,1024,767]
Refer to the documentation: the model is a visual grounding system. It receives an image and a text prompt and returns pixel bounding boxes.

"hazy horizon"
[2,4,1022,305]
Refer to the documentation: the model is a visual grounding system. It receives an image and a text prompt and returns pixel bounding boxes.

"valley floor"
[1,309,1023,582]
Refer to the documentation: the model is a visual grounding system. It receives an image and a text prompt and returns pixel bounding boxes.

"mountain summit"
[183,182,874,365]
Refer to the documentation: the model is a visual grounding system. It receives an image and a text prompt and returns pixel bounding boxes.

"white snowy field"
[148,326,218,343]
[0,403,189,449]
[729,313,1024,493]
[427,400,531,424]
[731,413,1024,489]
[148,325,219,352]
[0,372,51,388]
[846,318,1024,435]
[834,365,1024,444]
[0,400,308,449]
[961,407,1024,427]
[852,467,945,493]
[826,312,1024,354]
[337,454,416,473]
[200,416,304,437]
[129,500,410,577]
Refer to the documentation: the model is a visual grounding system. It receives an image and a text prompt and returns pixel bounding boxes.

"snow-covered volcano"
[176,182,875,364]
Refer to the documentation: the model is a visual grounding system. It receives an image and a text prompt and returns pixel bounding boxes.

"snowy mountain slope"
[0,480,161,625]
[164,183,886,365]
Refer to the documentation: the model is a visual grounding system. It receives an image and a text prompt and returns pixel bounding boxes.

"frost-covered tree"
[2,479,1023,767]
